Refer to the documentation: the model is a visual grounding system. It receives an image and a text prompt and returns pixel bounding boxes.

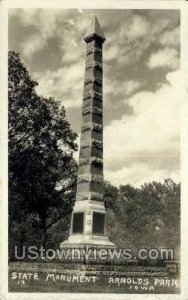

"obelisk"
[60,16,115,249]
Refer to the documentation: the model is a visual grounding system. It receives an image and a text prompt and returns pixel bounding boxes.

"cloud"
[104,70,181,187]
[105,78,144,101]
[147,48,179,70]
[105,163,180,187]
[34,60,85,108]
[15,9,80,59]
[125,80,143,96]
[21,34,46,58]
[120,14,149,41]
[105,12,177,68]
[9,9,38,25]
[159,26,180,47]
[105,44,119,62]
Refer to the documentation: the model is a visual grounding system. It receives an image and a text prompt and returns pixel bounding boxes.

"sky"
[9,8,180,187]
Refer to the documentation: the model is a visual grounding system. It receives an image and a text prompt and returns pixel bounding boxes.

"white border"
[0,1,8,300]
[0,1,187,299]
[4,0,185,9]
[181,5,188,300]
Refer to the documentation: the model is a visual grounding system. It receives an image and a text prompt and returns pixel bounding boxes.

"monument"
[60,16,116,250]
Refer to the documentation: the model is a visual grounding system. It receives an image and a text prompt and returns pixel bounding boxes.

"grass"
[9,261,180,294]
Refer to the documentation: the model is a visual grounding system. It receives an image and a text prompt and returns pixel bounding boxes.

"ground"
[9,262,180,294]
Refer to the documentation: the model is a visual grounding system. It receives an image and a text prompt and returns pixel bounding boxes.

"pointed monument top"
[84,16,106,43]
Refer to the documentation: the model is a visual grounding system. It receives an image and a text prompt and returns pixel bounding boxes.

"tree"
[104,179,180,258]
[139,179,180,251]
[8,51,78,255]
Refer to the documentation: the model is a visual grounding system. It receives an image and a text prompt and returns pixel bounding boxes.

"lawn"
[9,261,180,293]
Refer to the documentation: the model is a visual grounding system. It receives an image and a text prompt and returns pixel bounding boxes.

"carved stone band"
[77,174,103,183]
[79,157,103,166]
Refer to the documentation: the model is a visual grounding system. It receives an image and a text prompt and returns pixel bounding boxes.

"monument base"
[60,234,116,264]
[60,199,116,253]
[60,234,116,249]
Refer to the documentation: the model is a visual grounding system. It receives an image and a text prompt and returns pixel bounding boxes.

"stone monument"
[60,16,115,250]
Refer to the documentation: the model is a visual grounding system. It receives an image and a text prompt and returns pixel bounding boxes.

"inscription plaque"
[72,212,84,233]
[92,212,105,235]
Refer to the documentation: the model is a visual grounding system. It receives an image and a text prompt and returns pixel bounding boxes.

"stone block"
[82,98,93,108]
[90,181,104,193]
[91,146,103,158]
[86,43,102,55]
[78,165,91,175]
[90,164,103,175]
[84,82,102,95]
[86,49,102,61]
[82,112,103,125]
[93,66,102,78]
[86,40,102,52]
[92,98,102,109]
[80,130,91,143]
[84,70,102,82]
[83,90,102,102]
[82,106,102,116]
[86,52,102,66]
[91,113,102,124]
[79,146,91,158]
[82,113,92,123]
[85,61,102,71]
[91,131,103,141]
[82,98,102,110]
[84,77,102,87]
[77,182,91,193]
[92,123,103,132]
[93,83,102,94]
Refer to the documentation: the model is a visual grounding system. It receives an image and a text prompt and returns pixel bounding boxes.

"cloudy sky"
[9,9,180,187]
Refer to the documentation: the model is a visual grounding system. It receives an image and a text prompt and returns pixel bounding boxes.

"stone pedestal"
[60,200,115,248]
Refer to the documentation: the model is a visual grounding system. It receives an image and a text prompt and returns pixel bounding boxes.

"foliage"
[9,51,78,255]
[105,179,180,257]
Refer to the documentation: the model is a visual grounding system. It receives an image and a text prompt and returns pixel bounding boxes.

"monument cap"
[84,16,106,43]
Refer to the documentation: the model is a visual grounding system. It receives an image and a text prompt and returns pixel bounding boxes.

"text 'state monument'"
[60,16,115,249]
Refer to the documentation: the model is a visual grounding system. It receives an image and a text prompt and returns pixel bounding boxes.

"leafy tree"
[104,179,180,258]
[104,181,118,210]
[103,181,121,245]
[140,179,180,252]
[8,51,78,255]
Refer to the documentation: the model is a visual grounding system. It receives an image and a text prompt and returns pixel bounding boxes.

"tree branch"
[45,208,73,231]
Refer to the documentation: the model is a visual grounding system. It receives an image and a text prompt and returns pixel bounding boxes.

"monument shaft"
[60,17,115,248]
[77,24,104,203]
